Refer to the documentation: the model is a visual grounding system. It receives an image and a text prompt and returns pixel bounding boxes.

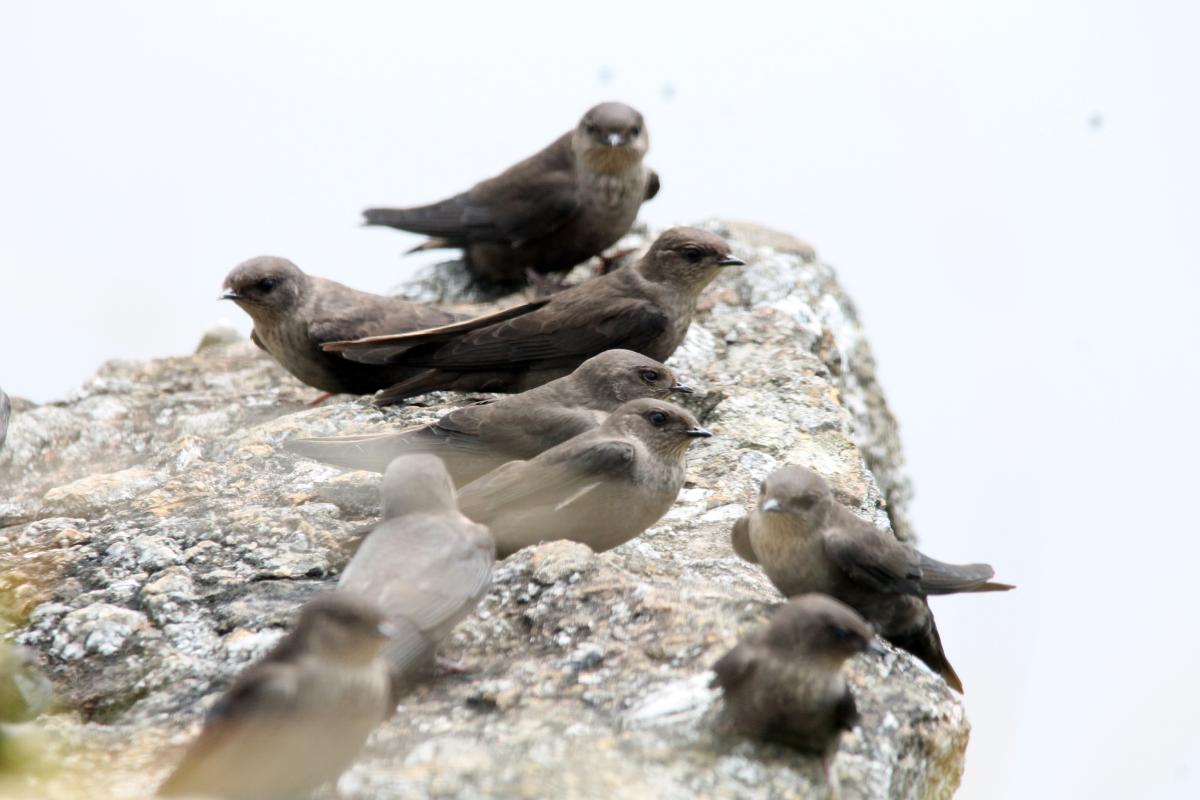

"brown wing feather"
[363,133,580,245]
[823,523,923,595]
[731,516,758,563]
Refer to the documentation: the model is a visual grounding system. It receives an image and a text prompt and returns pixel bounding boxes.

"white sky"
[2,1,1199,797]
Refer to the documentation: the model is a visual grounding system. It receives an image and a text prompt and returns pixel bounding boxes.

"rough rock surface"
[0,222,962,799]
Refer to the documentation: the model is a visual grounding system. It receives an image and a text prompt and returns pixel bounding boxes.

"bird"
[731,465,1013,693]
[287,349,694,484]
[219,255,543,402]
[362,101,659,284]
[0,388,10,451]
[338,454,495,703]
[456,398,710,558]
[711,593,883,766]
[322,227,743,404]
[157,592,392,800]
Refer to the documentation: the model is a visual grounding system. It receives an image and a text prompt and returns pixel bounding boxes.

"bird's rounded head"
[608,398,711,456]
[638,228,744,292]
[757,465,835,532]
[574,101,649,171]
[220,256,308,323]
[574,349,693,405]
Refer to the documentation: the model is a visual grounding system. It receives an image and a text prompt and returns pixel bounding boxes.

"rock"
[193,320,244,353]
[530,541,596,585]
[0,222,960,799]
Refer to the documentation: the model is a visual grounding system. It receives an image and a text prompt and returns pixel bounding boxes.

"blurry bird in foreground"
[323,227,743,404]
[339,455,495,703]
[711,594,883,786]
[457,398,710,558]
[363,102,659,285]
[287,349,693,484]
[732,466,1013,692]
[157,592,392,800]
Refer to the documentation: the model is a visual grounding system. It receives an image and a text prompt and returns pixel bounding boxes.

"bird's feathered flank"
[361,102,657,282]
[320,227,739,402]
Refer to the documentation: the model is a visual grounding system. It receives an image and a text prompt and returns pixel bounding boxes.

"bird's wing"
[158,663,299,794]
[286,423,490,474]
[644,169,660,201]
[321,298,553,364]
[435,400,496,437]
[363,135,580,245]
[823,522,923,595]
[343,516,494,639]
[366,296,669,370]
[915,552,1014,594]
[307,298,464,347]
[731,516,758,563]
[710,643,758,691]
[458,438,637,515]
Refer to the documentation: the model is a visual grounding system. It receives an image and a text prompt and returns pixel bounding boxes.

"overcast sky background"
[2,2,1199,797]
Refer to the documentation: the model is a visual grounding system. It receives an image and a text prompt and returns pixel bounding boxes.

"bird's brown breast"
[749,514,840,597]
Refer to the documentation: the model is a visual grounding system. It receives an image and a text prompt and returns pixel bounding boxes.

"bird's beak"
[867,638,888,658]
[760,498,783,513]
[606,132,624,147]
[669,382,695,394]
[684,426,712,438]
[219,288,241,301]
[717,254,746,267]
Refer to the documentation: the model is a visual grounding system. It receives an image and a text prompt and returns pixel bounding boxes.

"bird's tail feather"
[890,612,964,693]
[372,371,449,406]
[405,238,454,255]
[285,428,425,473]
[363,207,417,228]
[917,553,1015,595]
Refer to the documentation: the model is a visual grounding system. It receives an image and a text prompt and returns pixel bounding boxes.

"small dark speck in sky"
[1088,112,1105,131]
[598,66,614,85]
[661,83,677,102]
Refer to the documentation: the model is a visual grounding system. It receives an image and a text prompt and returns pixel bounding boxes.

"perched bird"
[287,349,694,484]
[457,398,710,558]
[339,455,494,703]
[220,255,542,400]
[157,592,392,800]
[363,102,659,284]
[0,388,9,451]
[732,466,1013,692]
[323,227,743,404]
[712,594,882,764]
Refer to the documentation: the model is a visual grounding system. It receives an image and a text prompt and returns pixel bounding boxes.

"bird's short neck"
[573,138,643,176]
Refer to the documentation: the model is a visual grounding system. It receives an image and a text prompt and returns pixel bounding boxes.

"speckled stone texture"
[0,222,963,799]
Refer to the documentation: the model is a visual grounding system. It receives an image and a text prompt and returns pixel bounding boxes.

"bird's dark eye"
[639,369,661,383]
[585,123,599,134]
[256,277,277,292]
[648,411,668,426]
[630,125,641,137]
[831,626,851,642]
[795,494,819,510]
[682,246,703,263]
